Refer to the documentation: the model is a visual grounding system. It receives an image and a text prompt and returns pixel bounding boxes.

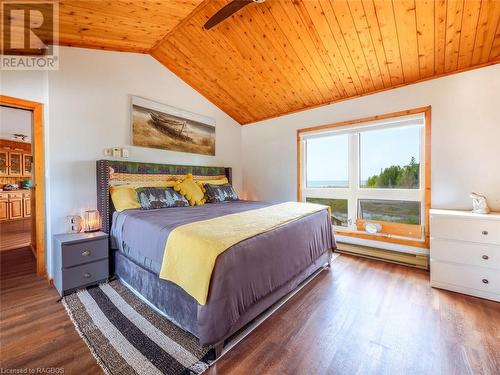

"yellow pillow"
[196,177,229,188]
[174,174,206,206]
[110,185,141,212]
[110,181,175,212]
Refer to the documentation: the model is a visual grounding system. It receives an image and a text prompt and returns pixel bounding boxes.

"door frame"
[1,95,46,277]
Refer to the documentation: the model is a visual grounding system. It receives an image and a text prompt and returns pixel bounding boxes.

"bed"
[96,160,335,354]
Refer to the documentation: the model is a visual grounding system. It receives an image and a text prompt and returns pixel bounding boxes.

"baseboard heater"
[335,242,429,270]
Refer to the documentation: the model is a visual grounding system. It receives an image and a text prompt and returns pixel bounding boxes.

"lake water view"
[307,180,349,188]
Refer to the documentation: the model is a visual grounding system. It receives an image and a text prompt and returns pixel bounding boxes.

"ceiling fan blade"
[204,0,253,30]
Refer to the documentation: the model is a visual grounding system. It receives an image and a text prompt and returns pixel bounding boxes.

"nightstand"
[53,231,109,296]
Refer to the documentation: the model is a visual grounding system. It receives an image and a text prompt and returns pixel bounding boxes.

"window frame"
[297,107,431,248]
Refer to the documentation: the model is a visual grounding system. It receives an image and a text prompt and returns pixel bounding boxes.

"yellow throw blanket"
[159,202,329,305]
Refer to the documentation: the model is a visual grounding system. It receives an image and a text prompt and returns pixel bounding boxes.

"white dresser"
[430,209,500,302]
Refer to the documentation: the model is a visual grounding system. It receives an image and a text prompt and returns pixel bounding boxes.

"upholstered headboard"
[96,160,232,233]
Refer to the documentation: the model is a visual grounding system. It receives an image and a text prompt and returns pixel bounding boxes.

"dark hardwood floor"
[210,257,500,375]
[0,247,100,374]
[1,247,499,374]
[0,219,31,252]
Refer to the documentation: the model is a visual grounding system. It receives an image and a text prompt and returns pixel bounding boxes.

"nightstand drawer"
[62,238,108,267]
[62,259,108,292]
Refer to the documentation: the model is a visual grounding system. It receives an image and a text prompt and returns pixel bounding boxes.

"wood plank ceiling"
[50,1,500,124]
[57,1,204,52]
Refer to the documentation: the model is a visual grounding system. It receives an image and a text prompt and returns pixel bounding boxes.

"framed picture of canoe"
[131,96,215,156]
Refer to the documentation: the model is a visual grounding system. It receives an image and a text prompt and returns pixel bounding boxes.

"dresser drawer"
[431,215,500,244]
[431,238,500,269]
[62,259,108,292]
[62,238,108,267]
[430,261,500,296]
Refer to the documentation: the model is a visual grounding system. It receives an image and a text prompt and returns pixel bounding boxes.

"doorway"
[0,95,46,277]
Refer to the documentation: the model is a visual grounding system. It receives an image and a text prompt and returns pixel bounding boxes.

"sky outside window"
[306,134,348,187]
[360,125,421,188]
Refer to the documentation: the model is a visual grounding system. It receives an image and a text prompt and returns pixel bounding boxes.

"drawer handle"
[81,250,91,257]
[482,279,489,284]
[482,255,489,260]
[83,272,92,279]
[481,230,488,235]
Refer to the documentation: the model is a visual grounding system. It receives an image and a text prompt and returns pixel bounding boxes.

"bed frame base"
[210,250,333,360]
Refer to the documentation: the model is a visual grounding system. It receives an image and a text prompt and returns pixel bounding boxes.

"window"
[358,199,421,225]
[306,135,348,188]
[306,197,348,227]
[360,126,421,189]
[298,108,430,247]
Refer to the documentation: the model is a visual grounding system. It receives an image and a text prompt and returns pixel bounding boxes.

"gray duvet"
[111,200,335,345]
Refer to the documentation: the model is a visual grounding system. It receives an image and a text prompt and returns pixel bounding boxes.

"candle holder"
[83,210,101,232]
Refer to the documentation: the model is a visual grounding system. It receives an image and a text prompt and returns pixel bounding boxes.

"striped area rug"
[63,280,213,375]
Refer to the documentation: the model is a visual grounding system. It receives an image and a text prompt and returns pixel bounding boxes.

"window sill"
[333,228,429,251]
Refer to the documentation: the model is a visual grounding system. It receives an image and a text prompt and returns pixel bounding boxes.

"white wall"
[1,47,242,276]
[242,64,500,212]
[0,70,48,103]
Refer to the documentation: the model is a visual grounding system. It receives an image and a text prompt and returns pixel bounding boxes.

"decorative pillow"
[110,182,176,212]
[204,183,239,203]
[110,185,141,212]
[196,177,229,188]
[174,174,206,206]
[136,187,189,210]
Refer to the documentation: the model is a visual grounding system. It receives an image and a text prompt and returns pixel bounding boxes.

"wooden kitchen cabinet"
[23,154,33,177]
[23,195,31,217]
[0,140,33,222]
[0,191,31,221]
[0,195,8,221]
[8,152,22,176]
[0,150,7,176]
[8,193,23,219]
[0,141,32,178]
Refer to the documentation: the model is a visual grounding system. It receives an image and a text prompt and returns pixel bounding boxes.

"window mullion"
[301,139,306,202]
[303,188,351,199]
[348,133,359,229]
[356,189,422,201]
[420,126,426,228]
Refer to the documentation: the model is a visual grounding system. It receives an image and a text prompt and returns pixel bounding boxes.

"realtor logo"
[1,0,59,70]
